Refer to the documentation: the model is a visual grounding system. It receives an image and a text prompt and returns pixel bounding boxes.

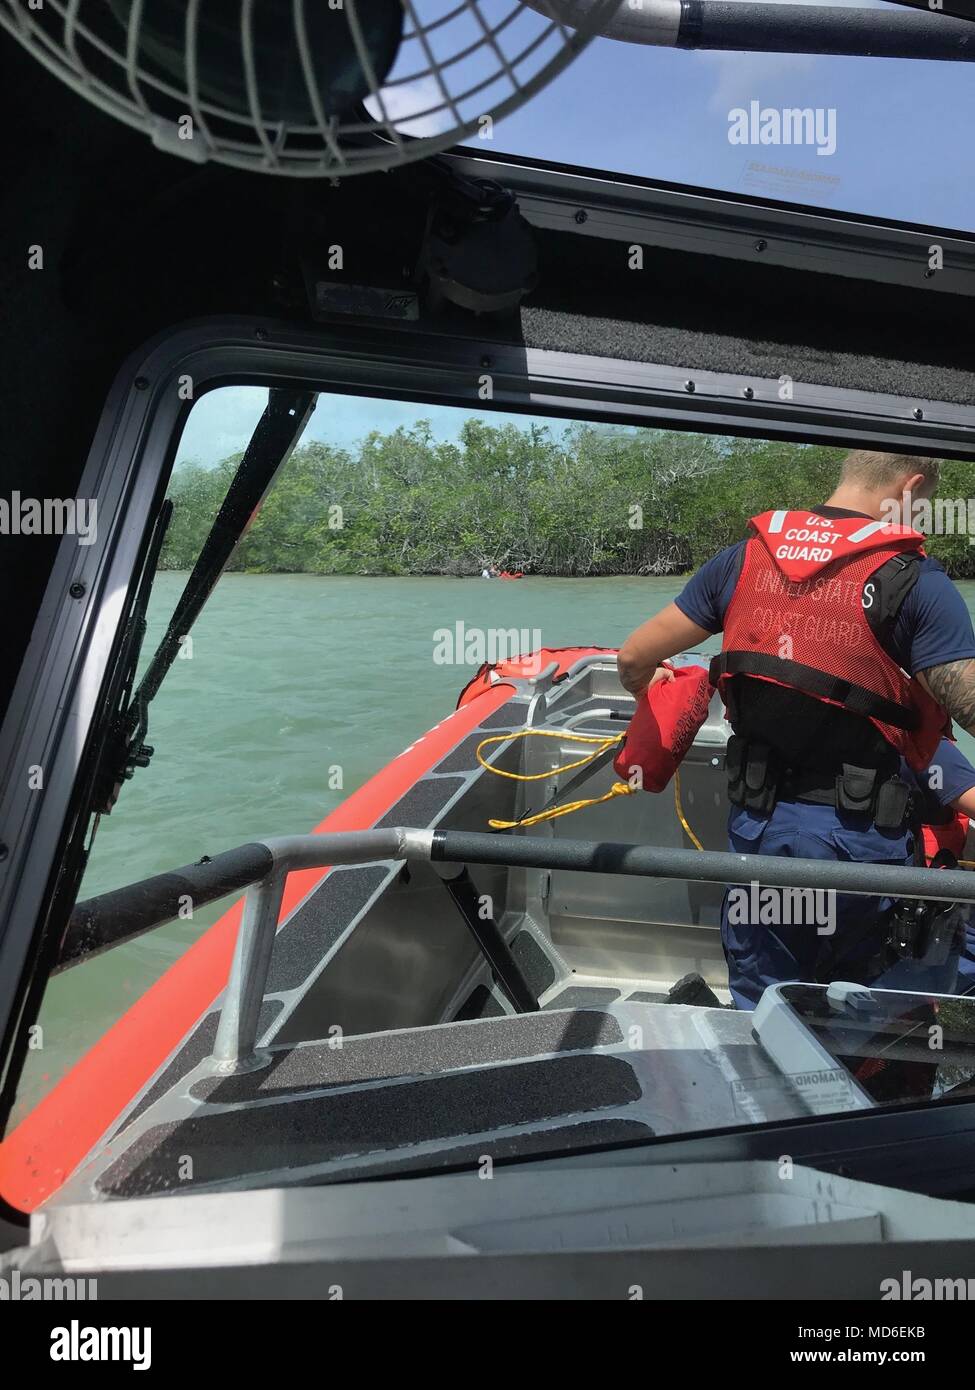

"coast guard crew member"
[618,451,975,1008]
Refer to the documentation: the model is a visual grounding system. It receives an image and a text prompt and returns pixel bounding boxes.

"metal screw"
[481,356,492,368]
[923,269,935,279]
[0,844,8,863]
[574,209,588,224]
[255,327,268,341]
[913,407,924,421]
[684,380,695,393]
[742,386,754,400]
[134,376,149,390]
[754,239,767,252]
[69,581,86,599]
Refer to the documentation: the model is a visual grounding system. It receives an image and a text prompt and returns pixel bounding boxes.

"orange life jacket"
[710,510,950,772]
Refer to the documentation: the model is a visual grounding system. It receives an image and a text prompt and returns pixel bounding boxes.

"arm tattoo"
[921,658,975,735]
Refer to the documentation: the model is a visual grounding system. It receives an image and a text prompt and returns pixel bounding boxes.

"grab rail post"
[211,867,289,1071]
[207,828,540,1071]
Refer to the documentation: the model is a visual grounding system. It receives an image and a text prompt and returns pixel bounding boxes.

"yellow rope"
[476,727,626,829]
[673,767,704,851]
[489,781,634,830]
[475,727,622,781]
[476,725,707,846]
[478,727,975,860]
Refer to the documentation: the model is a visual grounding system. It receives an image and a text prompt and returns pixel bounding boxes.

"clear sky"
[176,388,572,467]
[475,0,975,230]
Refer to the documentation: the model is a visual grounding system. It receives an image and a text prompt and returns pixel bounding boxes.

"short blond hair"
[840,450,940,490]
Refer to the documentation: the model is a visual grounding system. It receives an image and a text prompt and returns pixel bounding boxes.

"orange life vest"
[710,510,950,772]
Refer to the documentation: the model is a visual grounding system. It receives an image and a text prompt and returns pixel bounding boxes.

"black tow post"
[438,864,539,1014]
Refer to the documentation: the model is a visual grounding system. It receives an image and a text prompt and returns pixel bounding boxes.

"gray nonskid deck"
[59,998,807,1205]
[190,1007,625,1103]
[87,1006,640,1199]
[98,1053,643,1198]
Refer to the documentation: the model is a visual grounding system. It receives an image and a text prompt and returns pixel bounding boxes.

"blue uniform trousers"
[722,800,960,1009]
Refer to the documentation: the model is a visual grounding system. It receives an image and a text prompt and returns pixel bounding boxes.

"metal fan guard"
[0,0,620,177]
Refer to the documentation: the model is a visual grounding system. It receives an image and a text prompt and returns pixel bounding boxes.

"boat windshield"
[483,0,975,230]
[8,382,975,1207]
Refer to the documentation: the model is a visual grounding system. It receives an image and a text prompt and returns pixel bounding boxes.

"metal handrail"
[526,0,975,61]
[61,827,975,1071]
[212,830,433,1069]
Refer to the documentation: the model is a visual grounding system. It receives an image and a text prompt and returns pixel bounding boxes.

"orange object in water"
[613,663,715,793]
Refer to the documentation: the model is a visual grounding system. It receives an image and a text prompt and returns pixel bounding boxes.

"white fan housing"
[0,0,621,177]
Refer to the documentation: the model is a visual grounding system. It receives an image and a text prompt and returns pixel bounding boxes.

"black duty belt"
[781,771,913,829]
[778,770,848,806]
[726,735,912,829]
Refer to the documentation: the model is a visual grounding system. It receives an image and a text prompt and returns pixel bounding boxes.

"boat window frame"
[2,311,975,1161]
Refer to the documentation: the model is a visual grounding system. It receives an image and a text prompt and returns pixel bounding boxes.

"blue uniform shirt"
[912,738,975,809]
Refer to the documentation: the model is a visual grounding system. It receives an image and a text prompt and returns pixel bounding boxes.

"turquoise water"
[15,572,975,1119]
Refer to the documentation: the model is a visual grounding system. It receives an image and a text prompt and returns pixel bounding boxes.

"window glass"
[485,0,975,230]
[11,385,975,1194]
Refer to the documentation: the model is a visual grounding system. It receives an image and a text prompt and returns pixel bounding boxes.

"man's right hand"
[617,603,713,695]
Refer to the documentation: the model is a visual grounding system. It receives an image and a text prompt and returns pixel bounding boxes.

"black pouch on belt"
[873,776,912,831]
[834,764,878,818]
[727,736,779,814]
[726,734,746,805]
